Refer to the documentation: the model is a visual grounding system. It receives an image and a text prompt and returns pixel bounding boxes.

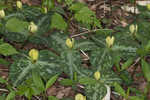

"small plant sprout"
[106,36,115,48]
[147,4,150,11]
[129,24,138,35]
[16,1,22,9]
[75,93,86,100]
[29,49,39,63]
[28,22,38,33]
[94,71,101,80]
[66,38,74,49]
[0,9,5,18]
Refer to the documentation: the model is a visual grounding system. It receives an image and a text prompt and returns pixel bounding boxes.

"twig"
[104,0,106,17]
[130,57,141,68]
[0,88,9,92]
[0,69,8,71]
[34,96,41,100]
[80,49,89,60]
[71,29,112,38]
[131,57,141,77]
[112,91,120,96]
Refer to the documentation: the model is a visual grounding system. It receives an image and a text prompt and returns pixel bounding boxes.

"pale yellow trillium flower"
[0,9,5,18]
[75,93,86,100]
[29,49,39,62]
[28,22,38,33]
[43,7,48,14]
[147,4,150,11]
[66,38,74,49]
[106,36,115,48]
[94,71,101,80]
[129,24,138,34]
[16,1,22,9]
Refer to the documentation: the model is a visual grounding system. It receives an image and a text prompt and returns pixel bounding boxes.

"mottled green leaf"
[130,96,144,100]
[59,79,74,86]
[0,58,10,66]
[32,71,45,92]
[114,82,126,98]
[50,13,67,30]
[6,91,15,100]
[0,77,7,84]
[0,43,18,56]
[79,77,97,85]
[6,17,29,34]
[46,74,59,89]
[121,58,133,71]
[141,59,150,82]
[48,96,59,100]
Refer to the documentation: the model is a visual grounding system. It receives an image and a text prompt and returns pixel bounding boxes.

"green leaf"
[65,0,73,5]
[113,82,126,98]
[32,71,45,92]
[9,60,33,86]
[6,17,29,34]
[42,0,54,10]
[61,98,73,100]
[0,58,10,66]
[0,38,4,44]
[50,13,67,30]
[0,77,7,84]
[0,43,18,56]
[25,88,34,100]
[121,58,133,71]
[75,41,96,51]
[114,56,121,71]
[0,94,6,100]
[130,96,144,100]
[46,74,59,90]
[9,50,61,86]
[0,3,8,10]
[145,41,150,52]
[57,0,62,3]
[6,91,15,100]
[69,2,85,12]
[120,71,132,85]
[17,85,28,96]
[53,6,65,15]
[59,79,74,86]
[48,96,59,100]
[141,59,150,82]
[79,77,97,85]
[74,7,94,24]
[31,86,42,95]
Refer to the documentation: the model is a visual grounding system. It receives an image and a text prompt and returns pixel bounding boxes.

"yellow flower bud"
[0,9,5,19]
[75,93,86,100]
[29,49,39,62]
[106,36,115,48]
[16,1,22,9]
[147,4,150,11]
[94,71,100,80]
[129,24,138,34]
[66,38,74,49]
[28,22,38,33]
[43,7,48,14]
